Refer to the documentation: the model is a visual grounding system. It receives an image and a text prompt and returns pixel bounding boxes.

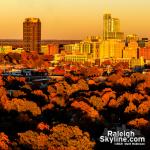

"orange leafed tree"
[18,130,49,149]
[48,124,95,150]
[18,124,95,150]
[124,102,137,113]
[71,101,102,121]
[128,118,149,128]
[37,122,49,131]
[3,98,41,117]
[0,132,10,150]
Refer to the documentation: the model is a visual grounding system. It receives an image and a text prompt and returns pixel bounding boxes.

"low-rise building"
[126,34,139,43]
[130,57,144,68]
[0,46,12,54]
[139,47,150,60]
[123,42,138,59]
[13,48,24,53]
[48,44,59,55]
[64,43,80,54]
[41,44,59,55]
[64,54,89,63]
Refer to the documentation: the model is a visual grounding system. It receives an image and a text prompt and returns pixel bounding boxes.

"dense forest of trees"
[0,64,150,149]
[0,51,51,68]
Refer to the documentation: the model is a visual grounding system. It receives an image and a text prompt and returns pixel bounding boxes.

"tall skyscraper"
[111,18,120,32]
[23,18,41,53]
[103,14,124,40]
[103,14,111,40]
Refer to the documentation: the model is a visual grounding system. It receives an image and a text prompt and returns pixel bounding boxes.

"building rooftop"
[24,18,41,23]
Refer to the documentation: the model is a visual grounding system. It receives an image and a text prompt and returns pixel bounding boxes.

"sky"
[0,0,150,40]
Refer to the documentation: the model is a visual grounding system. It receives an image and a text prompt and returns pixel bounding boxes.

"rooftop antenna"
[102,0,111,40]
[103,0,110,15]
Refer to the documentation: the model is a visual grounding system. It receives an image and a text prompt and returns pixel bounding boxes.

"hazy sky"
[0,0,150,39]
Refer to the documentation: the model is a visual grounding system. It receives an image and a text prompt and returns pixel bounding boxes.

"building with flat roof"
[64,54,89,63]
[0,46,12,54]
[23,18,41,53]
[123,42,138,59]
[99,39,125,60]
[139,47,150,61]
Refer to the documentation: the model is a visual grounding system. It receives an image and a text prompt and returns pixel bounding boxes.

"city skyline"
[0,0,150,39]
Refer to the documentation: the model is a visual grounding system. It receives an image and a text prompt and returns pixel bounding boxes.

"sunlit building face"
[103,14,124,40]
[111,18,120,32]
[103,14,112,40]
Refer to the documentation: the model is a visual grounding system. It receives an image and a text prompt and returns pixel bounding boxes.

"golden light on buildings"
[23,18,41,53]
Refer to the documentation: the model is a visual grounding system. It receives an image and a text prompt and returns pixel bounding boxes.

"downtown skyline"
[0,0,150,39]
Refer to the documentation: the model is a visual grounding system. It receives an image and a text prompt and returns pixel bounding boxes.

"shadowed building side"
[23,18,41,53]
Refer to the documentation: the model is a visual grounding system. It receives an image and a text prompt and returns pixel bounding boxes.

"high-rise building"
[103,14,111,40]
[103,14,124,40]
[23,18,41,53]
[111,18,120,32]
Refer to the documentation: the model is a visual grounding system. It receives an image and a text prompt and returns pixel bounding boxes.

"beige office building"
[99,39,125,60]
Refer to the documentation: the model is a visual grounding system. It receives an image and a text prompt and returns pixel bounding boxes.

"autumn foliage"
[0,64,150,149]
